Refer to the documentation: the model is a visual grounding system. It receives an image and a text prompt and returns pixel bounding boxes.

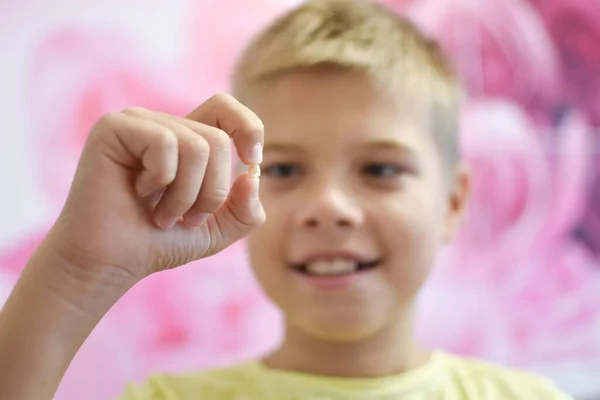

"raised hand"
[49,94,265,280]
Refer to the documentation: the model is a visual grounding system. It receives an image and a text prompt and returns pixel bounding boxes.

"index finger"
[186,93,264,165]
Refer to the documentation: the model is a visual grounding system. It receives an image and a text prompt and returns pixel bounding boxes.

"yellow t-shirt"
[119,351,572,399]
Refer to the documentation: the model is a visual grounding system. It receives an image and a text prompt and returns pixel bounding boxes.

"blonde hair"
[232,0,462,164]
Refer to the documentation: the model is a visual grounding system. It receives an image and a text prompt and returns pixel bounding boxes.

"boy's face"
[244,69,469,342]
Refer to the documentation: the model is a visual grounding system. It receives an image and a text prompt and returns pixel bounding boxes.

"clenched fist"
[47,94,265,281]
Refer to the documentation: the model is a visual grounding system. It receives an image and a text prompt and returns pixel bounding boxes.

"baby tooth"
[248,163,261,178]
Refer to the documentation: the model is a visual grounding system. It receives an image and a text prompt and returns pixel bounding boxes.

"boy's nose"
[296,187,363,230]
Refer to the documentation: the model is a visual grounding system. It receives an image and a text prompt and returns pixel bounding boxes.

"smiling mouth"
[294,259,381,277]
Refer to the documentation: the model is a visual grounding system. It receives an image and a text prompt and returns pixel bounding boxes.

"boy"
[0,0,572,399]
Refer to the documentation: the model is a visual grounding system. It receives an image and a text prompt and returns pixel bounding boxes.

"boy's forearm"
[0,245,135,400]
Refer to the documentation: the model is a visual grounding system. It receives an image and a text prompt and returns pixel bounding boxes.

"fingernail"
[136,182,154,198]
[185,212,209,227]
[250,176,260,200]
[138,188,154,198]
[158,216,178,230]
[249,143,263,164]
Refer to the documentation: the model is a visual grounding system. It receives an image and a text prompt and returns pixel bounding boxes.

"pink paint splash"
[405,0,561,125]
[529,0,600,125]
[416,100,600,366]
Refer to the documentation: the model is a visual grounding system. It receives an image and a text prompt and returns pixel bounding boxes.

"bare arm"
[0,243,134,399]
[0,95,264,400]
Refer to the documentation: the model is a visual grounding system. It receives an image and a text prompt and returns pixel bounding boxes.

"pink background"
[0,0,599,398]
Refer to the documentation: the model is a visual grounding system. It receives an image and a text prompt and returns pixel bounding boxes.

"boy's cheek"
[379,203,445,255]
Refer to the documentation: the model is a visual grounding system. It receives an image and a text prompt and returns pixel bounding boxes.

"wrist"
[24,239,137,319]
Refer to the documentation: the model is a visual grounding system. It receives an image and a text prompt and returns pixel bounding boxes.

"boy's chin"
[294,313,389,343]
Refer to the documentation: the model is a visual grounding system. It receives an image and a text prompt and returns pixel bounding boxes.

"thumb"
[205,170,265,255]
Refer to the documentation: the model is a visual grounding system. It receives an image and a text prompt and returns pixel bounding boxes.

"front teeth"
[305,259,358,276]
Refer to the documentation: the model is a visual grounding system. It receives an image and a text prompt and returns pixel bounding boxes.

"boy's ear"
[443,163,470,242]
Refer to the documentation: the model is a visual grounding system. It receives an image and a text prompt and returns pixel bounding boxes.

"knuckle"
[121,106,149,116]
[154,170,176,186]
[245,117,264,133]
[156,110,173,118]
[157,111,180,124]
[92,113,124,141]
[155,129,178,150]
[209,93,236,106]
[206,127,232,152]
[98,112,122,127]
[197,188,229,212]
[227,204,257,232]
[168,193,198,211]
[240,108,263,131]
[207,94,263,132]
[184,136,210,159]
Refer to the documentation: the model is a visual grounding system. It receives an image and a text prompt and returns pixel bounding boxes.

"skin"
[0,95,266,399]
[244,68,470,378]
[0,69,469,399]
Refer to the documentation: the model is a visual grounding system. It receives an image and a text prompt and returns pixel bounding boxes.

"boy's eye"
[262,163,300,178]
[361,163,403,178]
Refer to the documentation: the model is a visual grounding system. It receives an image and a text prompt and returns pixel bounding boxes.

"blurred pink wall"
[0,0,599,398]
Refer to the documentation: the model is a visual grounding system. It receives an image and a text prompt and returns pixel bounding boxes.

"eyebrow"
[263,139,416,156]
[361,139,416,156]
[263,143,305,153]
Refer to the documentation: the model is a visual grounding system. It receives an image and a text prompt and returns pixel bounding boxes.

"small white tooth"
[305,259,358,276]
[332,259,355,273]
[306,261,329,275]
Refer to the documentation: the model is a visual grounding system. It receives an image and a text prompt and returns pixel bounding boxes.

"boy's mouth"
[293,258,381,277]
